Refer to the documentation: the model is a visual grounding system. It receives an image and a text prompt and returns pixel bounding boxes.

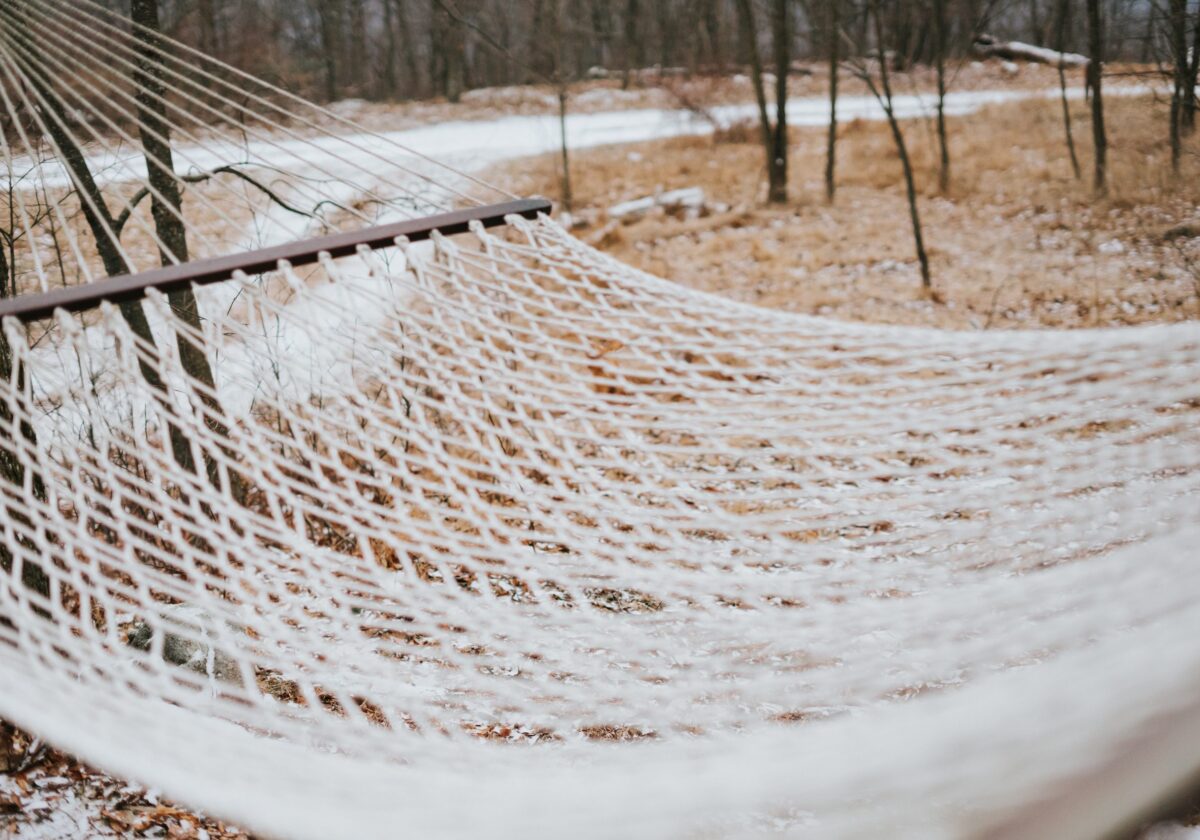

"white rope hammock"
[1,2,1199,837]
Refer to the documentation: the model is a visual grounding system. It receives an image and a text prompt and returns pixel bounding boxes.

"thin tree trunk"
[557,89,573,212]
[392,0,422,97]
[554,0,572,211]
[316,0,340,101]
[197,0,218,57]
[0,245,49,602]
[1168,0,1187,172]
[1176,0,1195,134]
[623,0,642,88]
[870,0,931,289]
[1141,2,1156,64]
[1086,0,1107,195]
[735,0,776,196]
[347,0,366,94]
[701,0,722,70]
[7,1,223,488]
[21,54,200,478]
[444,1,466,102]
[933,0,951,193]
[768,0,789,204]
[825,0,839,202]
[657,0,676,68]
[1055,0,1082,179]
[131,0,240,496]
[382,0,398,97]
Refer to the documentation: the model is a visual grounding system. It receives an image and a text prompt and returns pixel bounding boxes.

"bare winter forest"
[2,0,1200,837]
[123,0,1179,103]
[4,0,1199,331]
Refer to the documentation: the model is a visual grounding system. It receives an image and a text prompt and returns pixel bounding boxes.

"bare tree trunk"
[768,0,790,204]
[382,0,399,97]
[553,0,573,211]
[8,0,235,494]
[735,0,788,204]
[430,0,468,101]
[1185,5,1200,133]
[558,89,573,212]
[0,245,49,602]
[735,0,774,182]
[1141,2,1156,64]
[131,0,240,496]
[197,0,219,57]
[393,0,422,97]
[444,0,466,101]
[1028,0,1043,43]
[1,9,184,602]
[0,248,26,493]
[825,0,839,202]
[315,0,341,101]
[700,0,722,70]
[1055,0,1082,178]
[623,0,642,88]
[867,0,932,289]
[1086,0,1107,195]
[656,0,676,67]
[933,0,951,193]
[347,0,367,94]
[24,64,203,481]
[1168,0,1187,172]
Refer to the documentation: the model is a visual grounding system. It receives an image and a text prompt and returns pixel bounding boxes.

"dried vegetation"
[501,91,1200,330]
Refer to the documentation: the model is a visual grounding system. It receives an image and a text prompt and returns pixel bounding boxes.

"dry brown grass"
[499,91,1200,330]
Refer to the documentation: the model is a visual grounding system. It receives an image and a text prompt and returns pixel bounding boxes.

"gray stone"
[126,606,245,687]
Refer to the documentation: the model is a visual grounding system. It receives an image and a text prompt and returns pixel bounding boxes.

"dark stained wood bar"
[0,198,551,322]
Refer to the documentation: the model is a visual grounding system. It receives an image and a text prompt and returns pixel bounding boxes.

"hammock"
[1,2,1199,837]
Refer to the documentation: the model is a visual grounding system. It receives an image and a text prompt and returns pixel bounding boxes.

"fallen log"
[973,34,1090,68]
[607,187,713,223]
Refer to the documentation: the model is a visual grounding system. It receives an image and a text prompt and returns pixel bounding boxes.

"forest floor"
[495,90,1200,331]
[4,66,1200,839]
[1,736,249,839]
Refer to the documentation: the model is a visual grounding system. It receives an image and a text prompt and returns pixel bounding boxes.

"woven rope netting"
[2,2,1200,838]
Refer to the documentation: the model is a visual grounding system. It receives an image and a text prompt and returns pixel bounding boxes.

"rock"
[126,606,245,686]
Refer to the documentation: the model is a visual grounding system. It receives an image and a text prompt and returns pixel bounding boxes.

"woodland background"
[102,0,1176,104]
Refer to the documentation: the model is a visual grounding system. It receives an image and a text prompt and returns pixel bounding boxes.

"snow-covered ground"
[193,82,1152,255]
[24,84,1153,195]
[407,84,1148,170]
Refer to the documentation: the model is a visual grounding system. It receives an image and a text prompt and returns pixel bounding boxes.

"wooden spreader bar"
[0,198,551,323]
